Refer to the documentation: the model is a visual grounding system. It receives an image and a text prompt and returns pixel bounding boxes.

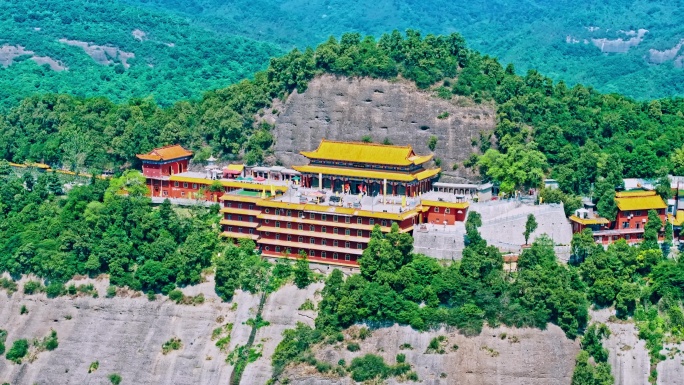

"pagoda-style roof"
[292,165,440,182]
[136,145,193,161]
[300,140,433,166]
[615,190,666,211]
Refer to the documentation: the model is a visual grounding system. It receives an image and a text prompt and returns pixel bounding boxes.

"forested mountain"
[126,0,684,100]
[0,0,281,111]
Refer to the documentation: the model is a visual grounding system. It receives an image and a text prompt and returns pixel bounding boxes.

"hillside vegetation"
[2,30,684,202]
[128,0,684,100]
[0,0,281,111]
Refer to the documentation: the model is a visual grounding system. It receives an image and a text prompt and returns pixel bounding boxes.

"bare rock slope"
[267,75,496,180]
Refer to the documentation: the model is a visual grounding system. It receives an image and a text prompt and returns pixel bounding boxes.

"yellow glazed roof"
[300,140,432,166]
[615,194,667,211]
[292,165,440,182]
[615,190,657,198]
[420,200,469,209]
[226,164,244,172]
[137,145,193,161]
[568,215,611,225]
[668,211,684,226]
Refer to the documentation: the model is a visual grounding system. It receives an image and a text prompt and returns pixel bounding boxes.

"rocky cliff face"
[264,75,496,181]
[2,276,681,385]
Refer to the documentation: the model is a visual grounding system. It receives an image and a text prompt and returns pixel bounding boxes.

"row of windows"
[433,207,452,214]
[225,214,255,222]
[271,234,363,248]
[231,203,256,210]
[173,182,200,189]
[264,246,352,261]
[226,227,255,234]
[268,222,365,236]
[263,209,391,226]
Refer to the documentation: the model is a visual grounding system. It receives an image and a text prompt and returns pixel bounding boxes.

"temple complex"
[137,140,469,266]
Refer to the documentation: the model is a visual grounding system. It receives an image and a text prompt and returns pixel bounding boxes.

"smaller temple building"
[569,190,667,245]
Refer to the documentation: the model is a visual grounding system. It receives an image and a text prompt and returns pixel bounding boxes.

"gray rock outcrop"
[266,75,496,180]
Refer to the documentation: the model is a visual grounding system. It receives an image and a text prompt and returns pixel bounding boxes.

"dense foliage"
[0,0,281,111]
[315,218,588,339]
[0,165,221,293]
[3,29,684,202]
[129,0,684,100]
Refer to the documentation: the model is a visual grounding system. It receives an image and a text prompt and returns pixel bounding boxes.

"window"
[322,239,327,246]
[287,235,292,241]
[434,207,440,213]
[369,219,374,225]
[345,216,351,223]
[238,203,243,209]
[310,213,315,219]
[249,229,254,234]
[310,238,316,244]
[321,252,327,259]
[265,246,270,251]
[309,250,315,257]
[309,225,315,231]
[227,226,232,232]
[357,243,363,249]
[174,181,179,187]
[625,235,631,240]
[636,223,640,229]
[183,182,188,188]
[321,214,327,221]
[345,229,350,236]
[357,230,363,237]
[334,228,339,234]
[635,210,642,216]
[265,219,270,224]
[287,210,292,216]
[345,254,350,261]
[275,246,281,252]
[622,222,629,229]
[334,215,339,222]
[382,220,387,227]
[287,222,292,229]
[163,191,168,196]
[445,208,451,214]
[226,214,232,220]
[237,215,242,221]
[298,224,303,230]
[333,253,338,260]
[298,236,304,243]
[249,216,254,222]
[333,240,338,247]
[265,208,270,213]
[357,217,363,224]
[249,204,254,210]
[275,222,281,228]
[322,226,327,233]
[298,211,303,218]
[181,192,185,196]
[192,183,198,189]
[276,234,280,240]
[345,241,350,248]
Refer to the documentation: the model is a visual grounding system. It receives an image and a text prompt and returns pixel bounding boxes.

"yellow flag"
[261,186,266,199]
[270,184,275,196]
[402,196,406,207]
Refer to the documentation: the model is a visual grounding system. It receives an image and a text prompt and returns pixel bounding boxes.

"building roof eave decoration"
[300,139,433,167]
[568,215,610,225]
[292,165,441,182]
[136,144,193,161]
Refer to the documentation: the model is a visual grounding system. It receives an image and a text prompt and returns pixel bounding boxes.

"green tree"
[596,191,617,221]
[104,170,148,202]
[477,143,547,194]
[523,214,538,245]
[214,246,243,301]
[643,210,663,251]
[293,251,313,289]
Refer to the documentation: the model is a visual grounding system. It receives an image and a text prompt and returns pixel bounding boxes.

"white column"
[318,173,323,189]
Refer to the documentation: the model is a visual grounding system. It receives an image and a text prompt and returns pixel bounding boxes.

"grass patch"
[162,337,183,354]
[0,277,18,295]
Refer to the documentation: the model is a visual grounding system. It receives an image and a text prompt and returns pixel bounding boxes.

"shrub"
[23,280,44,295]
[106,286,117,298]
[108,373,122,385]
[88,361,99,373]
[298,299,315,311]
[162,337,182,354]
[45,282,64,298]
[338,359,346,366]
[147,291,156,301]
[0,329,7,355]
[168,289,184,303]
[396,353,406,363]
[346,342,360,352]
[427,136,438,151]
[66,284,77,295]
[6,339,29,363]
[358,327,372,340]
[20,305,28,315]
[42,329,59,351]
[349,354,391,382]
[399,343,413,350]
[0,278,18,294]
[315,361,332,373]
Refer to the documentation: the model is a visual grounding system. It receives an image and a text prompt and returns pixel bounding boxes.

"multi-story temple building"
[138,140,469,266]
